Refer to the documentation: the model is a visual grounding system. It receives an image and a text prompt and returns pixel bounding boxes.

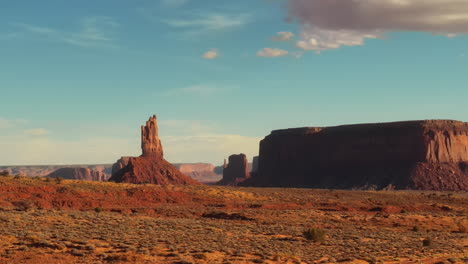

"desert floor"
[0,176,466,264]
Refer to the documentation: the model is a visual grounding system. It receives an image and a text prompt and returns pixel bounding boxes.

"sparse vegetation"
[54,176,64,184]
[302,227,326,242]
[422,238,432,247]
[0,176,464,263]
[0,171,9,177]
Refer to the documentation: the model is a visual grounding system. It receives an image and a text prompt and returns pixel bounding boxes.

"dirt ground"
[0,176,466,264]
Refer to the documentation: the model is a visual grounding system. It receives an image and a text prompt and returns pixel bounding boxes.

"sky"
[1,0,467,165]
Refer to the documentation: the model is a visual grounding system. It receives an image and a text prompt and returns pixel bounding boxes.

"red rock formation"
[217,154,250,186]
[251,156,259,174]
[111,157,131,176]
[141,115,164,157]
[47,168,109,181]
[109,115,198,185]
[245,120,468,191]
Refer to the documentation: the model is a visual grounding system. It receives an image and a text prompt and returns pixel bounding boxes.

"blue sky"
[1,0,467,165]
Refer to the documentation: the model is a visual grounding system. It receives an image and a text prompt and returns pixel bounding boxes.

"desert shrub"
[412,226,420,232]
[14,200,36,211]
[13,174,23,180]
[302,227,326,242]
[422,238,432,247]
[0,170,9,177]
[94,207,103,213]
[201,212,254,221]
[55,176,64,184]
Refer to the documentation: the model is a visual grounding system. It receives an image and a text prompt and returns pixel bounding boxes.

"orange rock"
[248,120,468,191]
[109,115,198,185]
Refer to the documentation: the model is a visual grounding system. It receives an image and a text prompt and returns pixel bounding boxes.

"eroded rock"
[246,120,468,191]
[109,115,198,185]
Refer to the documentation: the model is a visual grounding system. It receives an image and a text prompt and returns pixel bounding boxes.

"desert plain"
[0,175,466,264]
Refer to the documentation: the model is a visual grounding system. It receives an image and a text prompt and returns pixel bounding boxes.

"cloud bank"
[257,48,289,57]
[287,0,468,51]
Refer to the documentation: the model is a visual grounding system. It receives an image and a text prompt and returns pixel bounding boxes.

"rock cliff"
[246,120,468,191]
[109,115,198,185]
[46,168,109,181]
[217,154,250,186]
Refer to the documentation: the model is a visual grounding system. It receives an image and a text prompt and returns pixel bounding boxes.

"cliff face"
[47,168,109,181]
[217,154,250,186]
[248,120,468,191]
[109,115,198,185]
[141,115,164,157]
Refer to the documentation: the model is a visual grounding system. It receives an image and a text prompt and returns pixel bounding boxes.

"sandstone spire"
[141,115,164,158]
[110,115,199,185]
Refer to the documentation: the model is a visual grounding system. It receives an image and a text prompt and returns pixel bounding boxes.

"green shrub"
[302,227,326,242]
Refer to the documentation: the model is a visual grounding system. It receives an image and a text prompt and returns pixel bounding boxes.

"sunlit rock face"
[109,115,198,185]
[247,120,468,191]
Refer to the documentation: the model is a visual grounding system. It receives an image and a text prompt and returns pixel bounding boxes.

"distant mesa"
[173,163,222,184]
[217,154,250,186]
[109,115,199,185]
[244,120,468,191]
[46,167,109,181]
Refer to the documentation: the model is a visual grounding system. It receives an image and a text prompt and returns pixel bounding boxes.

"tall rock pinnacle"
[141,115,164,157]
[109,115,199,185]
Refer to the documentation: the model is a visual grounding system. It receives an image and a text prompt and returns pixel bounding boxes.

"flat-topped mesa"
[141,115,164,158]
[246,120,468,191]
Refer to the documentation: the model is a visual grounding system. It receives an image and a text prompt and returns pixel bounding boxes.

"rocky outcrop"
[141,115,164,157]
[111,157,131,176]
[217,154,250,186]
[46,168,109,181]
[246,120,468,191]
[0,165,112,179]
[109,115,198,185]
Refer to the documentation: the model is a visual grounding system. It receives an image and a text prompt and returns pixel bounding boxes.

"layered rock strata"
[47,168,109,181]
[246,120,468,191]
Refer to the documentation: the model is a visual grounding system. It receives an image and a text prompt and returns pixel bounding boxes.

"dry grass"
[0,176,466,264]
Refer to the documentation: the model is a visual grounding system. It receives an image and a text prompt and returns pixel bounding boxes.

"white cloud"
[202,49,219,59]
[257,48,289,57]
[287,0,468,51]
[24,128,50,136]
[296,25,380,51]
[12,16,119,48]
[162,13,251,35]
[272,31,294,41]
